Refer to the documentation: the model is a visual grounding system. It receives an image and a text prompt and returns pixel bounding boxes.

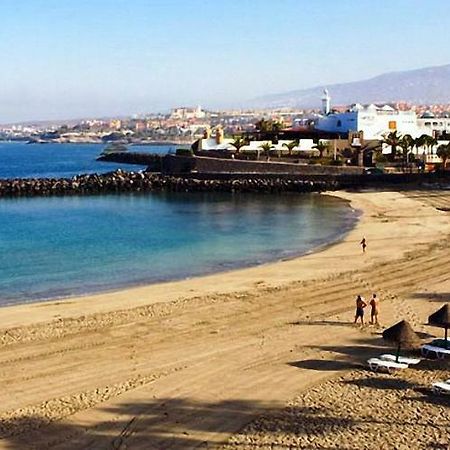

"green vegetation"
[258,142,274,160]
[230,136,248,154]
[255,119,284,133]
[436,143,450,170]
[382,131,402,159]
[282,140,299,156]
[312,141,329,158]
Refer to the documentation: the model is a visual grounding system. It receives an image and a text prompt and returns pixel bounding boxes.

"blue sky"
[1,0,450,122]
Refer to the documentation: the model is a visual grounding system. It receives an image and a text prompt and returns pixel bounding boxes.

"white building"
[417,112,450,136]
[170,106,206,120]
[315,103,422,139]
[197,133,315,153]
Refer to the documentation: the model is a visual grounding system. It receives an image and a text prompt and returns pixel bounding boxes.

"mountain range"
[250,64,450,109]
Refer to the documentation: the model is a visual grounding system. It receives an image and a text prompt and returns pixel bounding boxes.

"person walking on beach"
[360,237,367,253]
[369,293,379,325]
[354,295,367,325]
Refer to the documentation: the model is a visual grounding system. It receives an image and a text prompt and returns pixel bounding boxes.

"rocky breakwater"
[0,170,339,198]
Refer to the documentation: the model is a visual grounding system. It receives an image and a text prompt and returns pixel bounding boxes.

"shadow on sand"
[410,292,450,303]
[288,359,360,371]
[0,398,358,449]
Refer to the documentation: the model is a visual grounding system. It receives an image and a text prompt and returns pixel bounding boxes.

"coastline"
[0,189,446,329]
[0,193,358,308]
[0,189,449,449]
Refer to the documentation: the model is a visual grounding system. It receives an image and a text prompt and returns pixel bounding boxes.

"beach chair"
[367,357,408,373]
[379,354,421,365]
[421,344,450,359]
[430,339,450,348]
[432,380,450,395]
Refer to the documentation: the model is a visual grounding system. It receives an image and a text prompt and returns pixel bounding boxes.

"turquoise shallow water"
[0,192,357,306]
[0,142,358,305]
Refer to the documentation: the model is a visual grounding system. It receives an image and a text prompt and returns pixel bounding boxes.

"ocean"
[0,142,357,305]
[0,141,172,179]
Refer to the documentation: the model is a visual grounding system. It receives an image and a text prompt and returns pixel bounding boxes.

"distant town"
[1,100,450,146]
[2,94,450,172]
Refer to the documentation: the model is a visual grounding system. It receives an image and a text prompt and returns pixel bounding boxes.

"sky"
[1,0,450,123]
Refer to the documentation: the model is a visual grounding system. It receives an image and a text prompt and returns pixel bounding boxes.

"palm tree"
[282,139,299,156]
[259,142,274,160]
[313,141,329,158]
[414,134,428,157]
[255,119,284,133]
[255,119,270,133]
[382,131,402,160]
[399,134,415,169]
[436,143,450,170]
[424,135,438,156]
[230,136,247,155]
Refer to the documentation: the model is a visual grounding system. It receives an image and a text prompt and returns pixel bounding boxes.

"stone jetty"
[0,170,339,198]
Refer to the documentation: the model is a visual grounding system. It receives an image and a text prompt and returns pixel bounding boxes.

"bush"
[329,158,343,166]
[375,153,388,163]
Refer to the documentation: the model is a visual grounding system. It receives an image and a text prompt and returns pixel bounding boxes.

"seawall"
[0,171,339,197]
[97,153,365,176]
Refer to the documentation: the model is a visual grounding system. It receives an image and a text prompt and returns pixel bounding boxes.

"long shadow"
[2,391,448,449]
[0,398,358,449]
[288,359,360,371]
[288,319,355,328]
[311,342,393,359]
[406,390,450,408]
[288,336,394,373]
[341,377,416,391]
[410,292,450,302]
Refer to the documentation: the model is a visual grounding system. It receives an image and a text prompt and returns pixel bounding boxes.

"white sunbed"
[379,354,421,365]
[421,344,450,359]
[432,380,450,395]
[367,357,408,373]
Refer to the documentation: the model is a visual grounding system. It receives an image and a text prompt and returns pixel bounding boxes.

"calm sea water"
[0,141,173,179]
[0,143,357,306]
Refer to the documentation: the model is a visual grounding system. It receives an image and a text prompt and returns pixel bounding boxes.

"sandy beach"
[0,189,449,449]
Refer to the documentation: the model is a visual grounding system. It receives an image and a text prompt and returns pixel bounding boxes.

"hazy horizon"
[2,0,450,123]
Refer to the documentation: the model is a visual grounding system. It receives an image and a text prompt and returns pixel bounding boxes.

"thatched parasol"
[382,320,420,362]
[428,304,450,349]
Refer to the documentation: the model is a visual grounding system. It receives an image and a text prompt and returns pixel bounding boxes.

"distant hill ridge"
[251,64,450,108]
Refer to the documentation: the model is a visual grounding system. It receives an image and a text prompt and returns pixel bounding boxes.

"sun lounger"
[432,381,450,395]
[421,344,450,359]
[379,354,421,365]
[430,339,450,348]
[367,357,408,373]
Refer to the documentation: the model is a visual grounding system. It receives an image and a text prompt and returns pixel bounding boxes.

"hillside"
[251,64,450,108]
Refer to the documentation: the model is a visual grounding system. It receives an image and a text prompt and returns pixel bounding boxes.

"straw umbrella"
[428,304,450,349]
[382,320,420,362]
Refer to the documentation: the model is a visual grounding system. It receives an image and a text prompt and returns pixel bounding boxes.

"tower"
[321,89,331,115]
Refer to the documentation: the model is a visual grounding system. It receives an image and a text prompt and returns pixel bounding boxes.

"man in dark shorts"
[369,293,379,325]
[354,295,367,325]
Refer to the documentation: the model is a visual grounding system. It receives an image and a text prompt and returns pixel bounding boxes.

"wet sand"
[0,190,449,449]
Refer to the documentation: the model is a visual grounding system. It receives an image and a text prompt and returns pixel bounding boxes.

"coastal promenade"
[0,190,448,448]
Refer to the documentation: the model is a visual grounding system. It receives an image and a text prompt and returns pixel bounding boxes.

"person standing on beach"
[360,237,367,253]
[369,293,379,325]
[354,295,367,325]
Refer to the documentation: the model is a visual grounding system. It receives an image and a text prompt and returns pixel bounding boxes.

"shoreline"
[0,189,448,448]
[0,193,358,308]
[0,189,446,330]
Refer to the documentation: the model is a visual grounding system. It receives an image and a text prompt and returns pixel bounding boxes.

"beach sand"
[0,189,449,449]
